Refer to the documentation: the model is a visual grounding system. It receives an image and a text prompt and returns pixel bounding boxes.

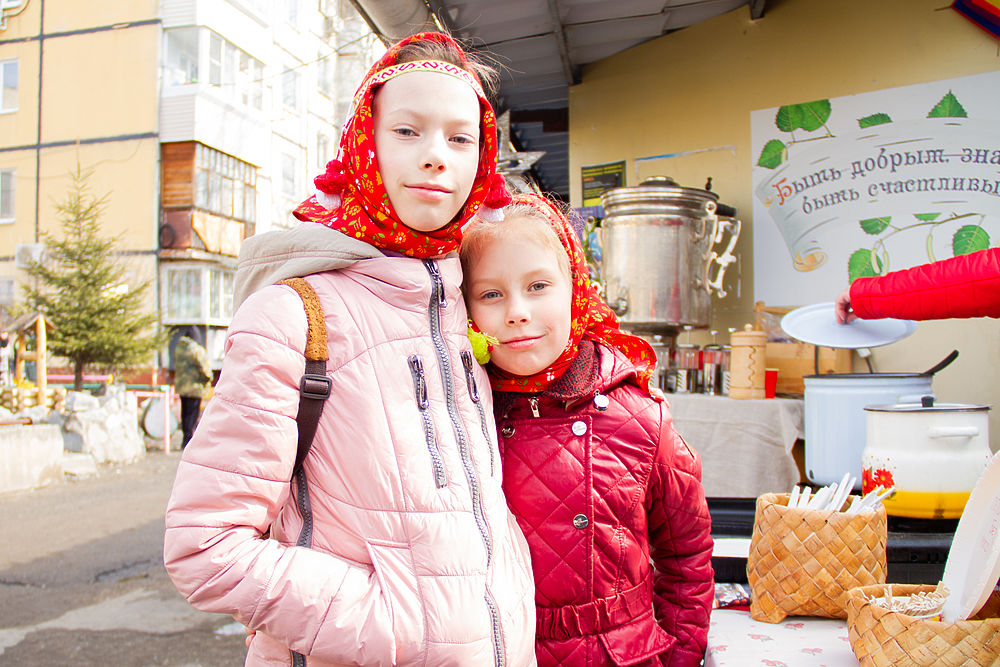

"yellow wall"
[0,0,159,288]
[42,24,159,140]
[570,0,1000,448]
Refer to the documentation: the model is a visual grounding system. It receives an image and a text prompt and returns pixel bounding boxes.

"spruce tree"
[22,164,163,391]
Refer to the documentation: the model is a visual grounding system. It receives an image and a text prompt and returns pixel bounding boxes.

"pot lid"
[864,401,990,412]
[600,176,718,212]
[781,302,917,349]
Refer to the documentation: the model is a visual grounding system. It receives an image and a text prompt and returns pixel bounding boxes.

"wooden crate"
[766,342,853,395]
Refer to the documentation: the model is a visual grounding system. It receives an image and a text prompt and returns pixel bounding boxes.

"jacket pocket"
[366,541,423,663]
[460,350,496,475]
[597,609,676,667]
[408,355,447,488]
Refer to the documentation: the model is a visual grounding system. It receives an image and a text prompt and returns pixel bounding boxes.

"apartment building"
[0,0,380,371]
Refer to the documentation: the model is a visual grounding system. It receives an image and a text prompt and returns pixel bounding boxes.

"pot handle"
[928,426,980,439]
[704,203,741,298]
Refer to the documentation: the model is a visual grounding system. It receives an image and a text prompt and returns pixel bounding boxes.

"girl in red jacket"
[460,192,715,667]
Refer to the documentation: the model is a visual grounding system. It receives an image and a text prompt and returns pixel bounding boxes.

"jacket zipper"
[528,396,540,418]
[461,350,495,474]
[408,355,447,488]
[424,259,504,667]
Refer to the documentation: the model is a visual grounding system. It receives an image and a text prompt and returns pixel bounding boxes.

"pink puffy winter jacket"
[164,252,536,666]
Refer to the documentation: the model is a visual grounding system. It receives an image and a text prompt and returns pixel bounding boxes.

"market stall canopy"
[350,0,766,200]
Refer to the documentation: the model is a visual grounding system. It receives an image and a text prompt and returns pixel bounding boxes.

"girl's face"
[373,70,481,232]
[465,216,573,376]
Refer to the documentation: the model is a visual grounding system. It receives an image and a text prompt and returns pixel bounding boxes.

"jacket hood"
[233,222,383,307]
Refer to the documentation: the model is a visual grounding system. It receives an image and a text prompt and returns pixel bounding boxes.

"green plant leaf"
[858,113,892,128]
[775,106,800,133]
[756,139,786,169]
[848,248,884,282]
[775,100,831,132]
[927,90,968,118]
[913,212,941,222]
[859,217,891,234]
[797,100,831,131]
[952,225,990,256]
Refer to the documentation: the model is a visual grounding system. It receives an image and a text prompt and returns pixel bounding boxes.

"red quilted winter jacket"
[493,342,714,667]
[851,247,1000,320]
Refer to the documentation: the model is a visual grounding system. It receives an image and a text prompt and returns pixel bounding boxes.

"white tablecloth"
[664,394,803,498]
[706,609,859,666]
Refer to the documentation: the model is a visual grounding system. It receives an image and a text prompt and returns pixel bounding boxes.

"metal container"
[600,177,741,332]
[863,399,991,519]
[803,373,935,488]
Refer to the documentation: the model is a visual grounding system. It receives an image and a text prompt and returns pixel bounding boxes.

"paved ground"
[0,446,248,666]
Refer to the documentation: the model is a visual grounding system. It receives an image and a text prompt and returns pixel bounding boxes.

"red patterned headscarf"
[292,32,511,258]
[487,193,659,394]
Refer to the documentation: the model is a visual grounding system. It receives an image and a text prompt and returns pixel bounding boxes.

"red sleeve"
[645,402,714,667]
[850,247,1000,320]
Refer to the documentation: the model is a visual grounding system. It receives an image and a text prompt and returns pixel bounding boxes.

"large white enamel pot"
[863,399,991,519]
[804,373,934,488]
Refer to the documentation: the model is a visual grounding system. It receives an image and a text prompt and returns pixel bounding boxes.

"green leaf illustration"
[858,113,892,128]
[756,139,786,169]
[848,248,884,282]
[927,90,968,118]
[952,225,990,256]
[775,100,831,132]
[859,217,891,235]
[913,212,941,222]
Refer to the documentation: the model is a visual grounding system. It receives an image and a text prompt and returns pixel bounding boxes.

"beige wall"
[0,0,160,303]
[570,0,1000,449]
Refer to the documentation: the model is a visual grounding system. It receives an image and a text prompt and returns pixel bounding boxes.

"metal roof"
[350,0,765,200]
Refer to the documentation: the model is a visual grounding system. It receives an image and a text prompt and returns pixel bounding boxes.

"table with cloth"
[705,608,859,666]
[664,393,804,498]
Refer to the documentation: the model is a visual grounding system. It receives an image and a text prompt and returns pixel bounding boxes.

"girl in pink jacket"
[163,33,536,667]
[460,193,714,666]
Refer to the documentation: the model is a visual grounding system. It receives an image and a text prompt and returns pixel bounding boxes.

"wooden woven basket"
[847,584,1000,666]
[747,492,887,623]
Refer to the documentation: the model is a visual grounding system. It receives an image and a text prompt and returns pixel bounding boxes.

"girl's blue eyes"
[480,283,547,300]
[391,128,476,144]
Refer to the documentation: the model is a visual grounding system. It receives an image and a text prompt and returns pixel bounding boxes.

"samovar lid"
[600,176,719,214]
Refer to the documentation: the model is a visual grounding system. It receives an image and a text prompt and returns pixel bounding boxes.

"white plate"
[940,451,1000,622]
[780,302,917,349]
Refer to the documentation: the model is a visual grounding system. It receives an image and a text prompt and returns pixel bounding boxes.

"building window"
[193,29,262,110]
[281,153,297,197]
[0,277,13,306]
[282,68,299,110]
[164,29,199,85]
[165,265,236,323]
[209,268,234,318]
[166,267,202,320]
[0,169,13,222]
[195,144,256,222]
[318,54,333,98]
[316,134,329,170]
[1,60,16,113]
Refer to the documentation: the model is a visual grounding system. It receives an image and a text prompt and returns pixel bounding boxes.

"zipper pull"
[424,259,447,307]
[528,396,540,418]
[408,355,429,408]
[461,351,480,402]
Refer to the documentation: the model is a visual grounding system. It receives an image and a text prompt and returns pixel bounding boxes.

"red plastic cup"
[764,368,778,398]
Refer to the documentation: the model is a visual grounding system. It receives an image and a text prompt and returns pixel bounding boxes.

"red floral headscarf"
[292,32,511,258]
[487,193,659,394]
